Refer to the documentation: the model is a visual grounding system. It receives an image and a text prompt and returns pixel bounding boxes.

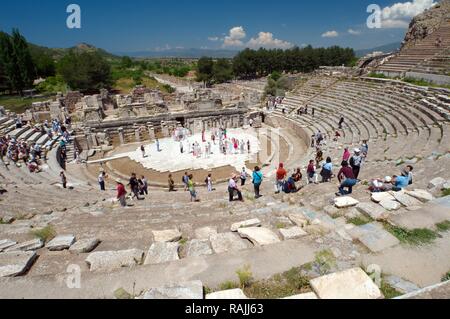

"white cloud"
[380,0,436,28]
[223,26,246,47]
[348,28,362,35]
[247,32,293,49]
[221,26,293,49]
[322,30,339,38]
[208,36,219,41]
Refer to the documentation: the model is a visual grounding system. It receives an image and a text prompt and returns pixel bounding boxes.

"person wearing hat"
[228,174,243,202]
[350,148,363,180]
[116,179,127,207]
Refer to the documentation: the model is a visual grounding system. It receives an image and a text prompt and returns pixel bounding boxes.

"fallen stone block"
[379,199,401,211]
[206,289,248,299]
[5,239,44,252]
[371,192,395,203]
[334,197,359,208]
[230,219,261,232]
[46,235,76,251]
[391,192,423,208]
[237,227,281,246]
[310,268,382,299]
[144,242,179,265]
[210,233,251,254]
[185,239,213,258]
[0,251,37,277]
[194,227,217,240]
[86,249,145,271]
[0,239,17,252]
[356,202,389,221]
[152,229,182,243]
[69,238,100,253]
[143,281,203,299]
[405,190,434,203]
[279,227,308,240]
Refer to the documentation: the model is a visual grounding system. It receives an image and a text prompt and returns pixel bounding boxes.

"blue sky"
[0,0,439,52]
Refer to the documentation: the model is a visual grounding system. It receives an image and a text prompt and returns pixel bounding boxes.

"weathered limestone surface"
[371,192,395,203]
[144,242,180,265]
[288,213,308,228]
[237,227,281,246]
[405,190,434,203]
[0,240,17,252]
[0,251,37,277]
[46,235,76,251]
[185,239,213,258]
[142,281,204,299]
[210,233,251,254]
[379,200,401,211]
[230,219,261,232]
[206,288,248,299]
[86,249,145,271]
[279,227,308,240]
[356,202,390,221]
[334,197,359,208]
[384,275,420,294]
[194,227,217,240]
[391,192,423,207]
[428,177,446,189]
[5,239,44,252]
[69,238,100,254]
[348,222,400,253]
[310,268,382,299]
[153,229,182,243]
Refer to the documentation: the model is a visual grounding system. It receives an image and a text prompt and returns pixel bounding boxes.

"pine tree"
[11,29,35,94]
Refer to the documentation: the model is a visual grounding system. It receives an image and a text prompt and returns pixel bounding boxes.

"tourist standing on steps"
[182,172,189,191]
[320,157,333,183]
[240,167,248,186]
[140,175,148,196]
[361,140,369,161]
[275,163,287,193]
[252,166,263,199]
[98,171,107,191]
[156,139,161,152]
[60,171,67,189]
[141,145,146,158]
[339,116,345,129]
[343,147,351,162]
[168,174,176,192]
[350,148,363,180]
[206,174,213,192]
[188,174,199,202]
[129,173,142,200]
[228,174,243,202]
[307,160,317,184]
[336,161,357,196]
[116,179,127,207]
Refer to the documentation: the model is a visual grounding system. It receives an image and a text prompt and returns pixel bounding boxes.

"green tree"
[11,29,35,93]
[32,52,56,78]
[212,58,233,83]
[196,56,214,86]
[121,56,133,69]
[58,51,112,91]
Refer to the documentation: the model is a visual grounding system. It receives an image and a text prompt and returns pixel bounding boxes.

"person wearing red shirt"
[336,161,358,196]
[116,179,127,207]
[275,163,287,193]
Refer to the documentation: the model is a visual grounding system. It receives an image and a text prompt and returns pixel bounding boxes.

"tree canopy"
[58,50,112,91]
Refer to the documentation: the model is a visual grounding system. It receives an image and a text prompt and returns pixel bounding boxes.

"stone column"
[118,127,124,145]
[148,124,155,140]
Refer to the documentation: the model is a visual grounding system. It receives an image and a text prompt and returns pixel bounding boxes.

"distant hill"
[28,42,118,60]
[355,42,401,57]
[116,48,239,59]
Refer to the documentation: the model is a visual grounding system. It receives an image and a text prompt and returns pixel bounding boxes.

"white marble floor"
[125,128,262,172]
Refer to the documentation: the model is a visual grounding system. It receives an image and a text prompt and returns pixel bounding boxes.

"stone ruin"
[176,88,223,112]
